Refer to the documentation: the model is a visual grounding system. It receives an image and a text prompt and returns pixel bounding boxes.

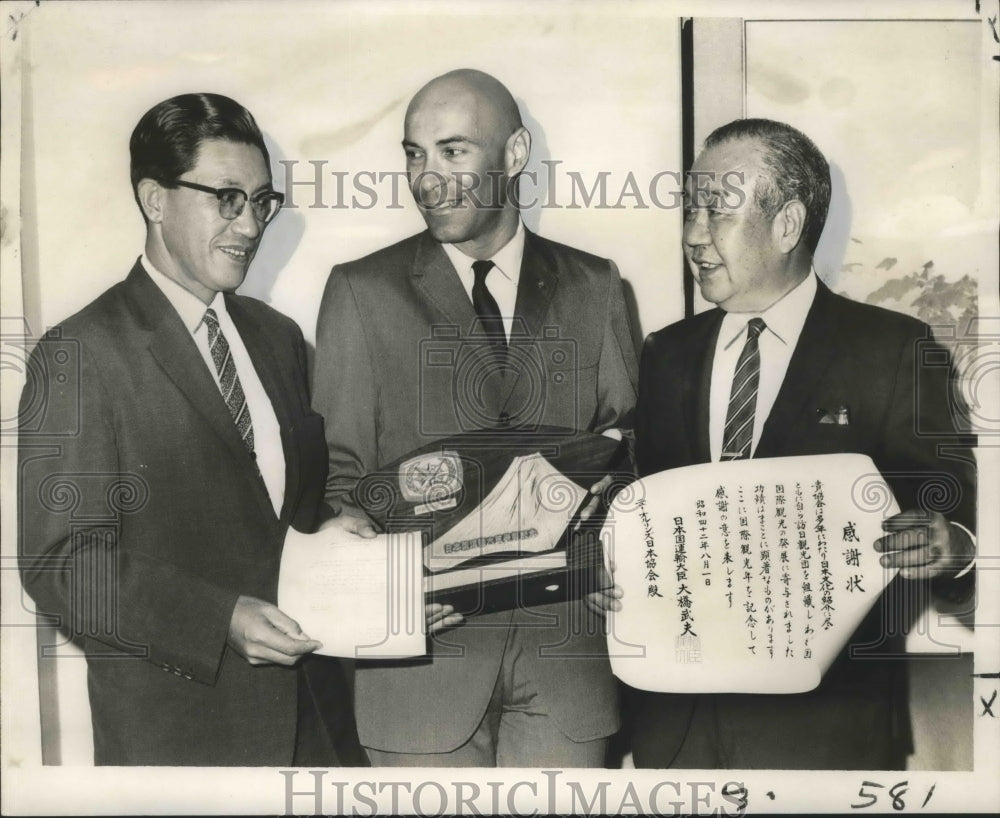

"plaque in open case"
[352,426,629,616]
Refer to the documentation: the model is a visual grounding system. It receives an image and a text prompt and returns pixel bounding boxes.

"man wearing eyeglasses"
[17,93,364,766]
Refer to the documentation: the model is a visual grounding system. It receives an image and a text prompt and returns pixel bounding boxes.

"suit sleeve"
[633,332,659,477]
[17,336,239,684]
[879,323,977,599]
[312,266,379,506]
[592,260,639,435]
[879,324,977,532]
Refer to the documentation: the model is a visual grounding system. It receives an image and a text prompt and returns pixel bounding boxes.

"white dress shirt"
[709,272,817,462]
[142,256,286,516]
[441,220,525,342]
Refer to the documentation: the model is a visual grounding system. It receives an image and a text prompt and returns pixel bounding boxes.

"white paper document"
[278,528,426,659]
[603,454,900,694]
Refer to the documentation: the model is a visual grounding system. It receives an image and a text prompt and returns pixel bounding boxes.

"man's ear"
[774,199,807,253]
[137,178,164,224]
[505,126,531,176]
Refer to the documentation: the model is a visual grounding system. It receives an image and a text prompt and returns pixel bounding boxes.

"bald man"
[311,69,638,766]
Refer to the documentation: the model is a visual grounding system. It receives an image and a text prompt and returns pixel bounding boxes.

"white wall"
[21,0,685,345]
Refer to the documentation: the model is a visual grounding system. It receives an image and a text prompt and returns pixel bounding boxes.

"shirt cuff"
[950,522,976,579]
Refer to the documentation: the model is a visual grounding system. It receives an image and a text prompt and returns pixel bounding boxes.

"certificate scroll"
[603,454,900,694]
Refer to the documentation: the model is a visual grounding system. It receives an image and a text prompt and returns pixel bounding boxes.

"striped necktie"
[202,308,255,457]
[721,317,766,461]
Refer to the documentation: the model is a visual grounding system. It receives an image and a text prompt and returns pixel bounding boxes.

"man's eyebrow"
[217,178,273,194]
[435,136,480,147]
[401,136,481,150]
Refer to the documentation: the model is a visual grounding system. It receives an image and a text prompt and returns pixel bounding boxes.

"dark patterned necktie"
[202,308,255,456]
[471,259,506,352]
[721,317,767,461]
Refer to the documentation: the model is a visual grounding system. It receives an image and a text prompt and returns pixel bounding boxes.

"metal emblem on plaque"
[399,451,463,514]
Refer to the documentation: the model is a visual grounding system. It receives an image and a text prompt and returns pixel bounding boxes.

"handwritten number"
[889,781,908,811]
[851,781,884,809]
[921,784,936,808]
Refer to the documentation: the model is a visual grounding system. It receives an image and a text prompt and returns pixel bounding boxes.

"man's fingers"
[584,589,623,614]
[426,602,462,631]
[875,527,927,554]
[244,643,311,667]
[246,603,321,659]
[261,604,311,639]
[880,544,941,569]
[587,473,614,495]
[429,612,464,633]
[426,602,451,621]
[255,626,322,657]
[574,474,614,529]
[574,494,602,527]
[346,517,379,538]
[882,509,932,532]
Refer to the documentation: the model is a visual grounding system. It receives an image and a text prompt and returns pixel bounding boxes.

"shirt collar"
[141,254,227,334]
[720,270,818,350]
[440,219,525,284]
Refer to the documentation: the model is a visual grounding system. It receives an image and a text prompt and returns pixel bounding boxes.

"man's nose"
[414,167,449,205]
[683,209,710,246]
[231,202,262,239]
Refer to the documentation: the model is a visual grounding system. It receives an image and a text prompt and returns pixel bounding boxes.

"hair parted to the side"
[705,118,831,255]
[129,93,269,220]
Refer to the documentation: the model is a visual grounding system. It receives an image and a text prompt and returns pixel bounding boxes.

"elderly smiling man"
[628,118,976,770]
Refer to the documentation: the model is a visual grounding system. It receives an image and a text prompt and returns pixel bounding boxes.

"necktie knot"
[747,317,766,340]
[472,259,495,284]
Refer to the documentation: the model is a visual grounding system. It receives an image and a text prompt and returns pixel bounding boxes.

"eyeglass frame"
[169,179,285,224]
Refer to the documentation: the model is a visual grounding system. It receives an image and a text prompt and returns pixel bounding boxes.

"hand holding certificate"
[277,526,426,659]
[603,454,900,694]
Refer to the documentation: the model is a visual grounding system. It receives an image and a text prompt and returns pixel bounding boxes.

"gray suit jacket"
[18,262,331,765]
[313,229,638,752]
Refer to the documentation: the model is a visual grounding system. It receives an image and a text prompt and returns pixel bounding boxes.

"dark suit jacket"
[312,229,638,753]
[18,262,333,765]
[631,280,976,768]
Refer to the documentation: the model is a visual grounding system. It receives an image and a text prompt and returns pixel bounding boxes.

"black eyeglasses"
[171,180,285,224]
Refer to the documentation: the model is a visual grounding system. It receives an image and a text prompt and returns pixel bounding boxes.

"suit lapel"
[755,281,840,458]
[500,231,558,411]
[411,231,511,420]
[227,295,300,525]
[126,265,253,468]
[124,263,278,524]
[411,232,479,329]
[510,230,558,344]
[690,311,723,464]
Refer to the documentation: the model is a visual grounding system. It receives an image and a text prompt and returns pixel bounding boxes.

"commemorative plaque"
[352,426,630,615]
